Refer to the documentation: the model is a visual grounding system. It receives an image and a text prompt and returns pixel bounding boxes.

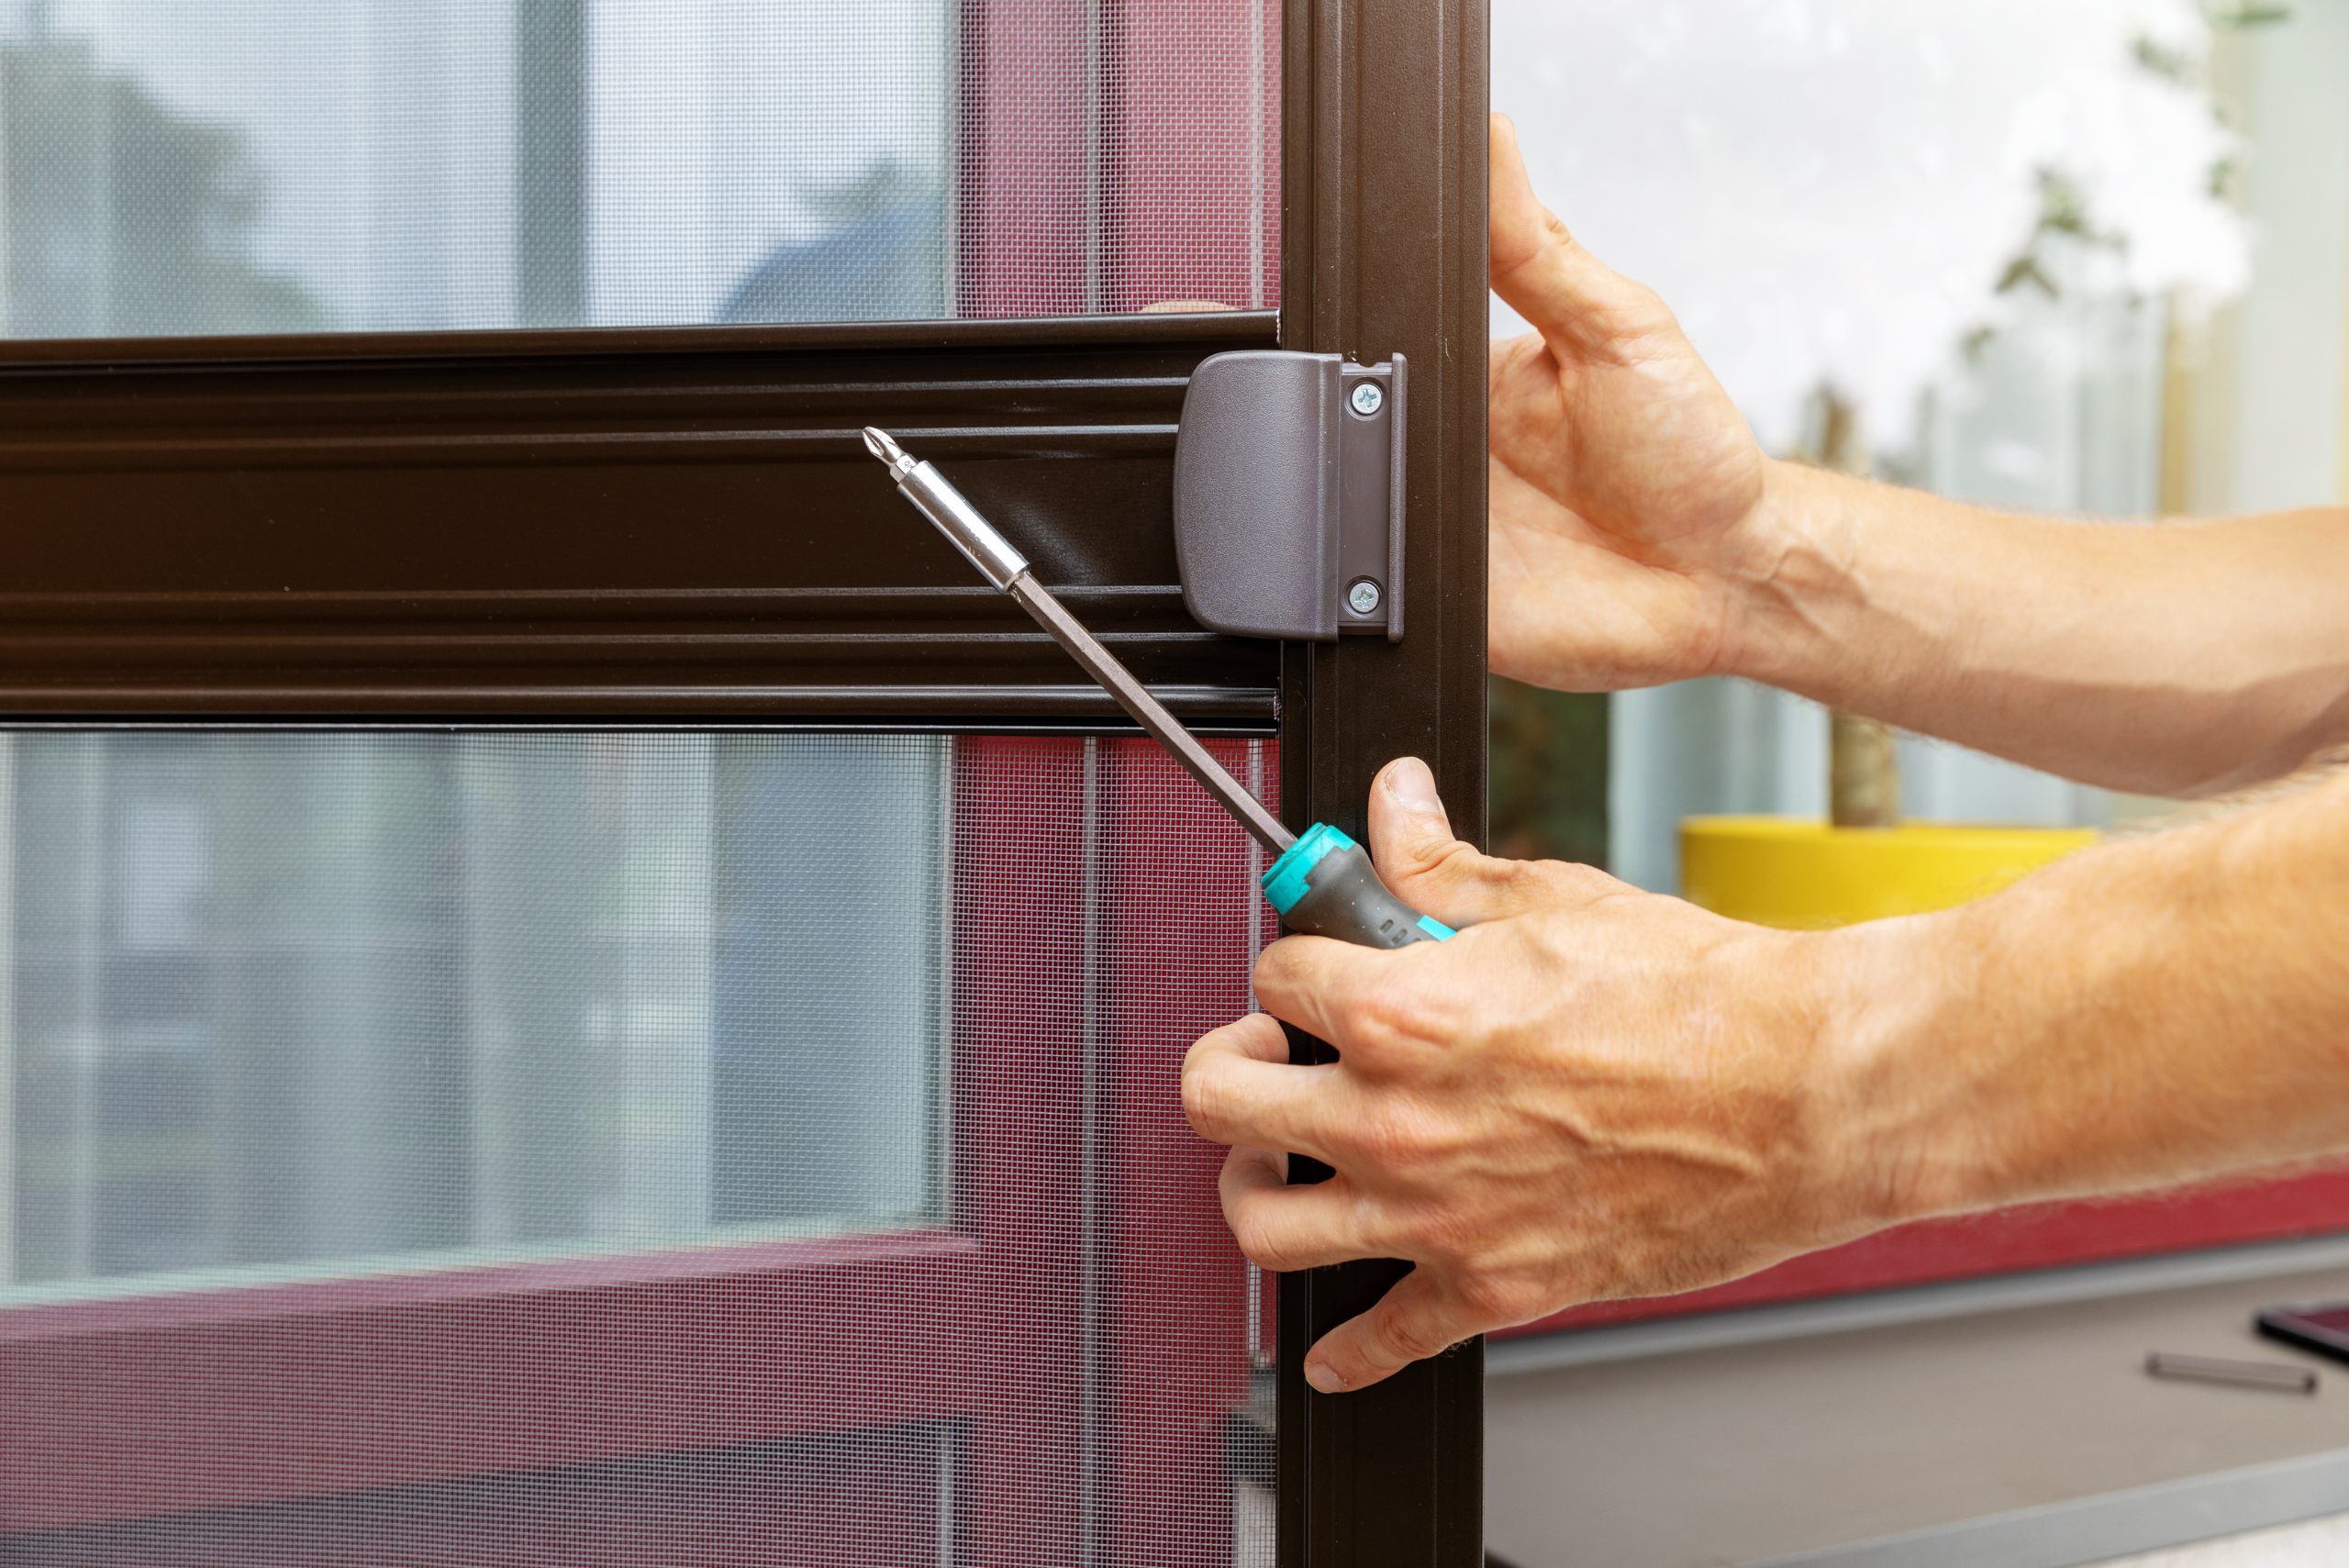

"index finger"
[1248,931,1424,1053]
[1181,1012,1347,1165]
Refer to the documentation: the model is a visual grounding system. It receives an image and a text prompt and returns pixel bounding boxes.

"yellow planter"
[1681,816,2099,929]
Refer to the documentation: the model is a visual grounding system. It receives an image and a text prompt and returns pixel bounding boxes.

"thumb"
[1367,757,1602,926]
[1488,112,1675,361]
[1302,1268,1481,1394]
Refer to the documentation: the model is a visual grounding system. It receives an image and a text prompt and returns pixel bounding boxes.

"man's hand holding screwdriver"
[1183,114,2349,1396]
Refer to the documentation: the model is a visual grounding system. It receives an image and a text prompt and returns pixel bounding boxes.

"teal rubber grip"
[1261,823,1454,948]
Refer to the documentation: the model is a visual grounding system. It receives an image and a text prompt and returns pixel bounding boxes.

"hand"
[1487,113,1785,693]
[1183,758,1891,1393]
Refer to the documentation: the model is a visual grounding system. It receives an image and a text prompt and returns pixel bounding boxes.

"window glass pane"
[0,0,1279,339]
[5,729,945,1300]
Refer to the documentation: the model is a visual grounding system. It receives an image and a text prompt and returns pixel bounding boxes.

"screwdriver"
[863,427,1453,950]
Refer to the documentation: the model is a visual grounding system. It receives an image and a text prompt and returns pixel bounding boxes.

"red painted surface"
[0,1230,978,1348]
[950,736,1087,1568]
[1,1234,984,1531]
[1102,0,1284,313]
[1097,738,1268,1562]
[959,0,1281,317]
[8,1429,943,1568]
[957,0,1092,317]
[1498,1166,2349,1339]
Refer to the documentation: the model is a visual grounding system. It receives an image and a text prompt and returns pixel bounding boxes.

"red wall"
[1501,1167,2349,1338]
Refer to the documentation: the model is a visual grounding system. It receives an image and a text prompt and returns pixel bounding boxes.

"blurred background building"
[0,0,954,338]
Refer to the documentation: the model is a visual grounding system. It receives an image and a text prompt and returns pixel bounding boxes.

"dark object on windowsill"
[2145,1351,2317,1393]
[2257,1298,2349,1371]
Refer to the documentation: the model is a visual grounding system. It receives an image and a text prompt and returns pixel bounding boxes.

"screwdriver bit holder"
[1171,350,1407,642]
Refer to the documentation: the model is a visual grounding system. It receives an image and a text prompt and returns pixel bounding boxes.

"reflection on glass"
[0,0,954,337]
[2,730,947,1300]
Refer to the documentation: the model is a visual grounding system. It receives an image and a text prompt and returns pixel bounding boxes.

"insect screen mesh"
[0,730,1275,1567]
[0,0,1278,338]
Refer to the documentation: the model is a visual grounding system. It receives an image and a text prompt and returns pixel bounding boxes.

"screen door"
[3,730,1278,1565]
[0,0,1301,1562]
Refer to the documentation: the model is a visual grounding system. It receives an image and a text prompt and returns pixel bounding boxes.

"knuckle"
[1353,967,1464,1057]
[1372,1304,1450,1364]
[1405,1200,1481,1262]
[1347,1103,1422,1170]
[1522,857,1631,910]
[1231,1215,1297,1275]
[1318,995,1377,1058]
[1400,831,1481,882]
[1347,964,1425,1037]
[1551,859,1620,894]
[1455,1271,1541,1328]
[1341,1097,1452,1183]
[1179,1061,1231,1141]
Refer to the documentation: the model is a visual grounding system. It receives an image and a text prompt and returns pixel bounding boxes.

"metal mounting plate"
[1170,349,1407,642]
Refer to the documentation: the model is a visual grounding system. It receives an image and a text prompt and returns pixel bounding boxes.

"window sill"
[1486,1237,2349,1568]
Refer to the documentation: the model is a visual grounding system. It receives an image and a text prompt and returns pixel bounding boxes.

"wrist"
[1799,909,1999,1232]
[1709,460,1867,693]
[1705,918,1940,1251]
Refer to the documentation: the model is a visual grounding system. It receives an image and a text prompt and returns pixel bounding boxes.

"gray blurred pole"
[86,30,112,336]
[0,23,11,339]
[515,0,585,328]
[65,736,99,1279]
[0,736,14,1286]
[618,733,713,1237]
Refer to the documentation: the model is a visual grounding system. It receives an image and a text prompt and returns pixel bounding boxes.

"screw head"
[1347,380,1385,417]
[1346,578,1383,615]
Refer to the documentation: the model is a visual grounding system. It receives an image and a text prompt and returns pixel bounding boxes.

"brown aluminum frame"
[0,313,1278,725]
[1275,0,1488,1563]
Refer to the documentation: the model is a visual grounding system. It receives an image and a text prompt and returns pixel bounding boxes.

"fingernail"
[1386,757,1446,819]
[1305,1360,1349,1394]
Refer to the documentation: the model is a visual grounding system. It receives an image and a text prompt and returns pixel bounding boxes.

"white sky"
[1489,0,2249,450]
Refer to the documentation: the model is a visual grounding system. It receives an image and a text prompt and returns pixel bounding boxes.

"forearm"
[1819,767,2349,1226]
[1724,462,2349,795]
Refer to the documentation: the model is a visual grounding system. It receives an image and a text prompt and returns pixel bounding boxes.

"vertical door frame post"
[1276,0,1490,1562]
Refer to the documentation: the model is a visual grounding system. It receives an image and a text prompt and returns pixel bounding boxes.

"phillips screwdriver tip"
[862,427,918,484]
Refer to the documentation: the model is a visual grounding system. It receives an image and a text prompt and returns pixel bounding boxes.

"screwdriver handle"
[1261,824,1454,948]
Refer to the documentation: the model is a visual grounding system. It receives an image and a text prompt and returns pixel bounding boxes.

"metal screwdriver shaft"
[863,427,1294,853]
[865,426,1453,949]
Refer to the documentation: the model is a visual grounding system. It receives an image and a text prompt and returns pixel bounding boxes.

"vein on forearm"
[1830,768,2349,1222]
[1731,466,2349,795]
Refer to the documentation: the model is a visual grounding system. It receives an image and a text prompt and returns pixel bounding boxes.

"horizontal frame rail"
[0,315,1279,718]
